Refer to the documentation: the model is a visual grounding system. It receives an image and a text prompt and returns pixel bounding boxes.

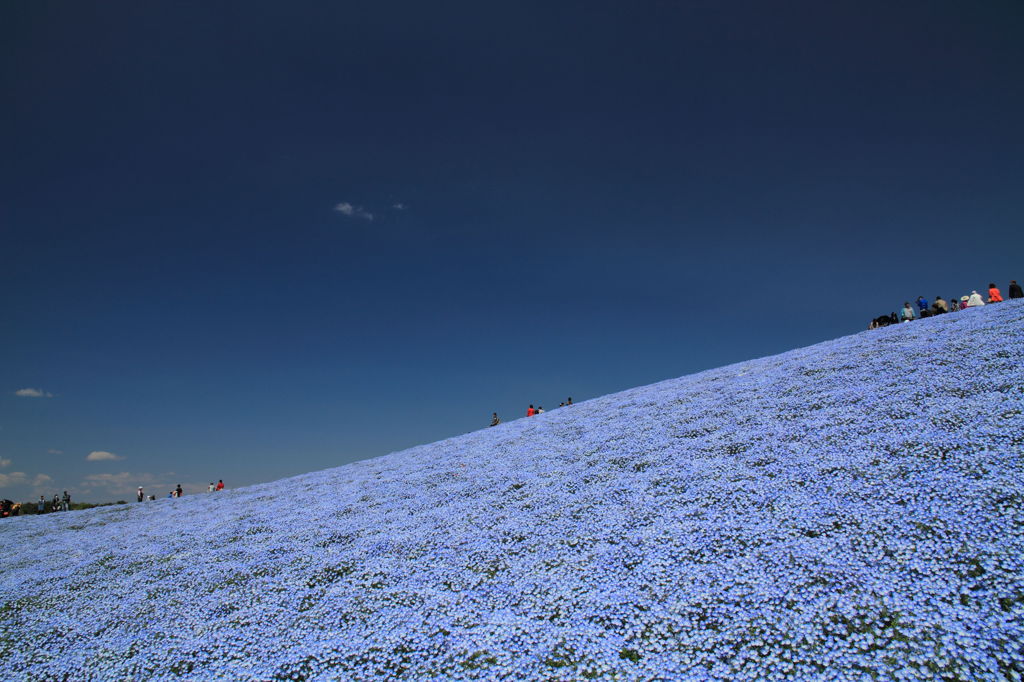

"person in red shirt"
[526,405,536,417]
[215,480,224,491]
[988,283,1004,303]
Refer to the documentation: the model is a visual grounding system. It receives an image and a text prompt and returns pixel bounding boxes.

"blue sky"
[2,0,1022,502]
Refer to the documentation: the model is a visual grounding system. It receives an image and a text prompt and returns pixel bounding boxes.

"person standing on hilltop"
[490,413,500,427]
[62,491,70,512]
[1009,280,1023,299]
[216,480,224,491]
[916,296,929,315]
[901,303,915,322]
[175,484,183,498]
[526,405,536,417]
[988,283,1003,303]
[137,486,144,502]
[37,496,45,513]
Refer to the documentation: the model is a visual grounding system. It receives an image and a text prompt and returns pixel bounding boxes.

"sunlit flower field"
[2,302,1023,680]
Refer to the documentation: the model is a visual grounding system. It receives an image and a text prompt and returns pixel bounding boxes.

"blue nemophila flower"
[1,302,1023,680]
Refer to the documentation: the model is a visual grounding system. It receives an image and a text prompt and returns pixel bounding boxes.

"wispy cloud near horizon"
[0,471,27,487]
[86,451,123,462]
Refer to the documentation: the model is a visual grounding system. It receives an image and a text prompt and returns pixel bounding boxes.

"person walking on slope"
[966,291,985,307]
[1009,280,1024,299]
[62,491,70,512]
[988,283,1003,303]
[901,302,915,322]
[137,486,144,502]
[37,496,45,513]
[526,405,536,417]
[490,412,500,427]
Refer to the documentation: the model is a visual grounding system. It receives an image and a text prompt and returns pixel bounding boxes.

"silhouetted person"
[137,487,144,502]
[489,412,500,427]
[567,397,573,406]
[1009,280,1024,299]
[175,484,183,498]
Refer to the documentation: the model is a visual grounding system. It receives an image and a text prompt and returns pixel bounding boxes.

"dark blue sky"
[2,1,1022,501]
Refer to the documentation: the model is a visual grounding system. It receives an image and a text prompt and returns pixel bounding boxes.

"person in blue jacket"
[916,296,929,314]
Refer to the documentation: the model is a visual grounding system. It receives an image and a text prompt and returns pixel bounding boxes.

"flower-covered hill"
[3,303,1024,681]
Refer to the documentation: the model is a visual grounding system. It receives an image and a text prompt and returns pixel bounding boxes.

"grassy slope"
[2,302,1023,680]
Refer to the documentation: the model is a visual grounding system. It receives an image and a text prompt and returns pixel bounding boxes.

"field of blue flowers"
[2,301,1023,680]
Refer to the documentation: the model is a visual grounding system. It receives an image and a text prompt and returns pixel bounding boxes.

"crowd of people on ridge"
[490,397,574,427]
[868,280,1022,329]
[25,491,74,515]
[0,480,232,518]
[134,480,226,502]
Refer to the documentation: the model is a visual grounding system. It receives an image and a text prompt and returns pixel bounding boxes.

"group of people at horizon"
[136,480,225,502]
[869,280,1022,329]
[490,397,574,427]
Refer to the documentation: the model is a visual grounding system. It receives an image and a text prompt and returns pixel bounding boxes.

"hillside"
[2,302,1023,680]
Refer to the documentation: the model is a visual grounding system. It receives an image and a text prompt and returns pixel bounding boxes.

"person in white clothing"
[966,291,985,307]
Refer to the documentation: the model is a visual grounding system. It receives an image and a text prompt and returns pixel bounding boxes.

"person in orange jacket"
[988,283,1003,303]
[526,405,536,417]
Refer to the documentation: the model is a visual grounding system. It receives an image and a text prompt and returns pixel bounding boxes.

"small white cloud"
[48,449,63,455]
[15,388,53,398]
[0,458,10,468]
[86,451,123,462]
[0,471,27,487]
[333,202,374,221]
[391,202,406,210]
[33,474,52,486]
